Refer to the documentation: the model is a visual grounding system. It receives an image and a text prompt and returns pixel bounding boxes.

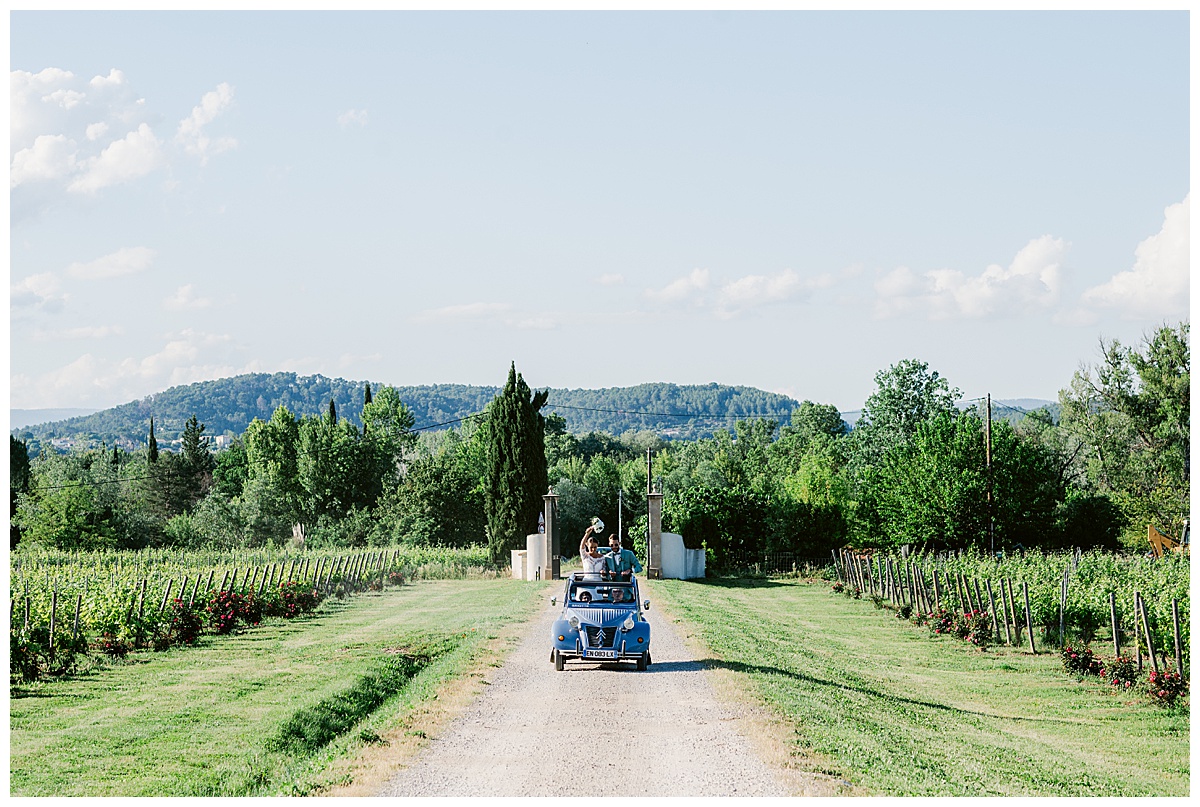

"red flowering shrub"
[387,571,405,587]
[1061,644,1103,677]
[99,632,130,658]
[831,581,845,593]
[1145,670,1188,708]
[928,608,956,636]
[206,590,261,634]
[1099,655,1139,691]
[166,598,205,646]
[953,610,992,648]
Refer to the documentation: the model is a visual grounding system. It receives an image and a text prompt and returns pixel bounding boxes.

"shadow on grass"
[694,657,1076,724]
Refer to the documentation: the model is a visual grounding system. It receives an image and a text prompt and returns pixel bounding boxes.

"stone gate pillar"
[647,492,664,579]
[543,488,560,580]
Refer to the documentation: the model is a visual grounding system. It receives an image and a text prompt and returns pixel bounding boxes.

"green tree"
[483,363,549,563]
[179,415,216,509]
[243,405,303,526]
[147,417,159,463]
[10,436,31,549]
[1059,322,1190,545]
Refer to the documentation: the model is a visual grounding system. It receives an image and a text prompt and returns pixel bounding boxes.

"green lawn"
[10,579,547,796]
[651,576,1189,796]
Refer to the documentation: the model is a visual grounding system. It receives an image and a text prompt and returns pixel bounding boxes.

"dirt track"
[377,589,797,797]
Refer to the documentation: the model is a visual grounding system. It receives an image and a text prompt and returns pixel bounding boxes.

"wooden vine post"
[932,570,942,611]
[48,589,58,660]
[985,580,1000,643]
[1136,592,1159,674]
[1109,591,1119,658]
[1172,599,1183,675]
[1021,581,1036,654]
[72,594,83,642]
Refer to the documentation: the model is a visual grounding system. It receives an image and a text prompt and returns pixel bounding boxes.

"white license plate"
[583,649,616,659]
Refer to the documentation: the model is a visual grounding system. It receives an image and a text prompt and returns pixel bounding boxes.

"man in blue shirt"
[605,536,643,581]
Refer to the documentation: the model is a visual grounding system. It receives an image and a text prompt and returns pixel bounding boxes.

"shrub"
[954,610,992,648]
[831,581,845,593]
[1060,644,1102,677]
[928,608,956,636]
[897,603,913,619]
[1099,655,1139,691]
[10,631,40,681]
[206,590,261,634]
[851,587,862,600]
[1145,670,1188,708]
[165,599,205,646]
[387,571,405,587]
[99,631,130,658]
[869,594,885,610]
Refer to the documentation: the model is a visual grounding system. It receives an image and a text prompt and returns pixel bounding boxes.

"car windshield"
[568,584,636,605]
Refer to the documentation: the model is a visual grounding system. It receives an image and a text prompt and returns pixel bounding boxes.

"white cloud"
[714,269,834,319]
[645,268,710,303]
[33,325,125,340]
[89,68,125,88]
[597,273,625,286]
[10,134,78,187]
[11,330,245,408]
[67,246,157,280]
[176,83,237,163]
[164,284,213,310]
[338,109,369,129]
[873,235,1066,320]
[1081,195,1189,319]
[644,267,834,317]
[68,123,165,194]
[414,302,512,322]
[85,122,109,141]
[10,272,67,312]
[412,301,560,330]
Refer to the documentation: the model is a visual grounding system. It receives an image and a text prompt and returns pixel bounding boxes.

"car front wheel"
[636,652,648,672]
[554,649,565,672]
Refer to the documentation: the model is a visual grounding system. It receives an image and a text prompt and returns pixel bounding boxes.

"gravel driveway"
[378,588,792,797]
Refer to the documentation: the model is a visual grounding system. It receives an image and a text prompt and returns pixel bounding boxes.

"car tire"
[554,649,565,672]
[636,652,648,672]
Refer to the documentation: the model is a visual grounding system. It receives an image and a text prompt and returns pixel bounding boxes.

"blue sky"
[9,11,1190,414]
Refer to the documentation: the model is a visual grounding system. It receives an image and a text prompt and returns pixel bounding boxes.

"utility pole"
[646,448,653,571]
[986,393,994,558]
[617,487,623,545]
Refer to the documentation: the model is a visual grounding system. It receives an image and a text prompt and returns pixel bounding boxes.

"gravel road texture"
[378,586,826,797]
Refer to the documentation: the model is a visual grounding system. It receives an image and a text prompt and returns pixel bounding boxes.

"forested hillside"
[12,373,800,448]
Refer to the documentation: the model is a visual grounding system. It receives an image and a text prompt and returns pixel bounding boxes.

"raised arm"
[579,525,594,556]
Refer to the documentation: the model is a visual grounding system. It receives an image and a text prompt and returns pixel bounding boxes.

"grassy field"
[9,578,547,796]
[651,576,1189,797]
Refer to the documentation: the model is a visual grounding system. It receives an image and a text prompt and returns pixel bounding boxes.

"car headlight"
[568,615,580,630]
[622,614,635,631]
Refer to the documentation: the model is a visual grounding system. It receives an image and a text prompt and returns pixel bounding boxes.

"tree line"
[11,323,1188,566]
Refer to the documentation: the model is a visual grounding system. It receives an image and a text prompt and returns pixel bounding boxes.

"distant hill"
[841,398,1059,429]
[11,373,804,449]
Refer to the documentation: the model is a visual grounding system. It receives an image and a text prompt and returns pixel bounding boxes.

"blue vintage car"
[550,572,651,671]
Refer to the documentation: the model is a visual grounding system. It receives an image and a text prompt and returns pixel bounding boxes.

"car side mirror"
[550,597,557,606]
[643,600,650,610]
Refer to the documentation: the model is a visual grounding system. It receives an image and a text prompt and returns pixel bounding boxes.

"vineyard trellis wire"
[832,547,1189,675]
[9,544,496,681]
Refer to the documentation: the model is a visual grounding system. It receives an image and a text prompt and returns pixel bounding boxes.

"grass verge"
[650,576,1189,796]
[9,578,546,796]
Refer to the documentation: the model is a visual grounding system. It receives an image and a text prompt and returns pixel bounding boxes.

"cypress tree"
[328,398,337,425]
[112,445,120,468]
[362,383,373,435]
[484,363,549,564]
[148,418,159,463]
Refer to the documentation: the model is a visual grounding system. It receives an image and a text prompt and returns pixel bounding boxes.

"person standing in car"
[605,535,642,581]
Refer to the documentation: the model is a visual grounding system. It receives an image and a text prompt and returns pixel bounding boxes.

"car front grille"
[585,626,616,648]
